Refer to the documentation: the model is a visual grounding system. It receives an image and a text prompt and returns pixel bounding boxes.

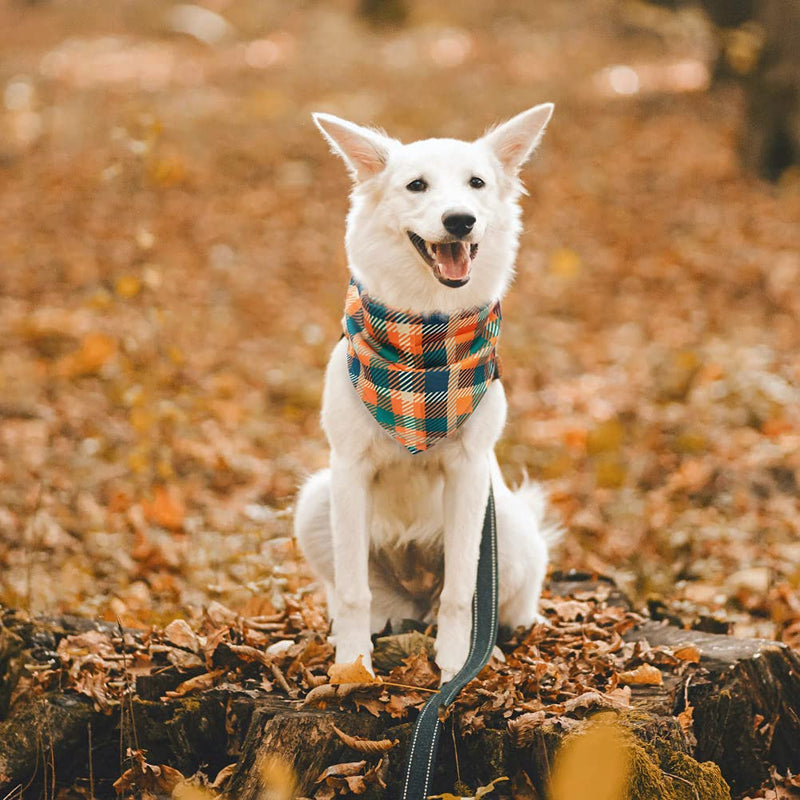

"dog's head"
[313,105,553,313]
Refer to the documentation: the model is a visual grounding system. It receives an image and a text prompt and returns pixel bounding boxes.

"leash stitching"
[402,487,497,800]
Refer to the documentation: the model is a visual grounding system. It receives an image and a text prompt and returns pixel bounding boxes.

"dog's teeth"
[426,242,435,259]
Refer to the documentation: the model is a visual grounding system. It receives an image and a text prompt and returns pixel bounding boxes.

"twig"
[242,616,287,631]
[88,722,95,800]
[380,681,438,694]
[225,643,298,697]
[661,770,700,800]
[269,661,297,698]
[1,785,24,800]
[117,618,140,752]
[46,703,56,800]
[450,718,461,788]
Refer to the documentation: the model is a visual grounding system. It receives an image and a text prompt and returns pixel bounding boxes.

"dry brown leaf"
[315,761,367,783]
[563,690,629,714]
[164,619,200,652]
[113,749,186,797]
[673,644,702,663]
[508,711,547,748]
[302,683,340,708]
[209,763,237,790]
[677,704,694,738]
[429,776,509,800]
[618,664,663,686]
[547,599,593,621]
[327,655,381,686]
[383,688,427,718]
[605,686,632,707]
[331,724,398,754]
[163,670,222,698]
[372,631,435,672]
[386,648,440,688]
[57,332,116,378]
[141,485,185,531]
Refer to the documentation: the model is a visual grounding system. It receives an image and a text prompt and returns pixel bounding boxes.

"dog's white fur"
[295,105,557,683]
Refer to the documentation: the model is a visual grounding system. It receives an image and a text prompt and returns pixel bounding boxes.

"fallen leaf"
[113,749,185,797]
[618,664,663,686]
[142,485,185,531]
[429,776,509,800]
[386,648,439,688]
[57,332,116,378]
[508,711,547,748]
[673,644,701,663]
[332,724,398,754]
[475,777,510,799]
[164,670,222,698]
[164,619,200,652]
[315,761,367,783]
[677,704,694,738]
[209,763,237,790]
[328,655,381,686]
[372,631,435,671]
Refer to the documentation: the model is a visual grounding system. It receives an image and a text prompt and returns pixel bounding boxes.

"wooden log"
[631,621,800,795]
[1,578,798,798]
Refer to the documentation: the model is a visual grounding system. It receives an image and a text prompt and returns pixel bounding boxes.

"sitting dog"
[295,105,558,683]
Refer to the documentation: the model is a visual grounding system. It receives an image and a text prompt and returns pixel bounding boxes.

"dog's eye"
[469,176,485,189]
[406,179,428,192]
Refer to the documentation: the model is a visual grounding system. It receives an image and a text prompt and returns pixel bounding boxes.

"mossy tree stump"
[1,576,799,799]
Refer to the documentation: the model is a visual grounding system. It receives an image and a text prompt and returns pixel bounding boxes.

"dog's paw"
[434,624,470,686]
[334,642,374,677]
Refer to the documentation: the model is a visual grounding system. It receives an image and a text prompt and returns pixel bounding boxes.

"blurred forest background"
[0,0,799,652]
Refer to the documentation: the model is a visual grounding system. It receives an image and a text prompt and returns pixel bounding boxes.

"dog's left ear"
[482,103,554,173]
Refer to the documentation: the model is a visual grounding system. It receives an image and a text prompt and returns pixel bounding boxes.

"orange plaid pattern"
[343,280,501,454]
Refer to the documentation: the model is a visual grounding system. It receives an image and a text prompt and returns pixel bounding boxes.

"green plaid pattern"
[343,280,501,454]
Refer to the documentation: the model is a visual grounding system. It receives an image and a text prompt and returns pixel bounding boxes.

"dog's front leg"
[436,455,491,683]
[329,451,374,673]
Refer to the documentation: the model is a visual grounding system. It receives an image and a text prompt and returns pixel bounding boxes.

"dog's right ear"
[312,113,396,182]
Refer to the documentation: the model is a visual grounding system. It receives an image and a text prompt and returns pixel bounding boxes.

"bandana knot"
[343,280,501,454]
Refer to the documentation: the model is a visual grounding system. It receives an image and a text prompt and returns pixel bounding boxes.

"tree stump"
[1,575,799,799]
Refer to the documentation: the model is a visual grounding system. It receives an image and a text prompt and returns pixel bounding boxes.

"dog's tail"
[514,475,564,549]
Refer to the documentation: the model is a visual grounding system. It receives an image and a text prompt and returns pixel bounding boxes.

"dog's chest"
[367,455,446,551]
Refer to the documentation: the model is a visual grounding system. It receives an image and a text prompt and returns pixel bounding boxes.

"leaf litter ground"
[0,0,799,797]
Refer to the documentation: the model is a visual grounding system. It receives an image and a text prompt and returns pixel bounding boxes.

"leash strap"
[401,487,498,800]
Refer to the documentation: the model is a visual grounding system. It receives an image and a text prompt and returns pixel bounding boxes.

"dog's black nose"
[442,213,476,238]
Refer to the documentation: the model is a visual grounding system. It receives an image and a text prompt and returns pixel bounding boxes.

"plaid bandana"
[343,280,501,454]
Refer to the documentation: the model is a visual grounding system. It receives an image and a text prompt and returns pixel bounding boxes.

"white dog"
[294,105,558,683]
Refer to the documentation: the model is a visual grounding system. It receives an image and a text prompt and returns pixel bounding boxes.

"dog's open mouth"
[408,232,479,288]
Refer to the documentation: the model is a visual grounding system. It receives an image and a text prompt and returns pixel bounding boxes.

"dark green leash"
[401,487,499,800]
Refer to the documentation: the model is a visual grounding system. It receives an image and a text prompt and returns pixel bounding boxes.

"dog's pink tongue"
[436,242,471,281]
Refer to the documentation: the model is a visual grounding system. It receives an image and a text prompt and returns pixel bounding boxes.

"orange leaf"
[618,664,663,686]
[673,644,701,663]
[142,485,185,531]
[327,655,381,686]
[57,332,116,378]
